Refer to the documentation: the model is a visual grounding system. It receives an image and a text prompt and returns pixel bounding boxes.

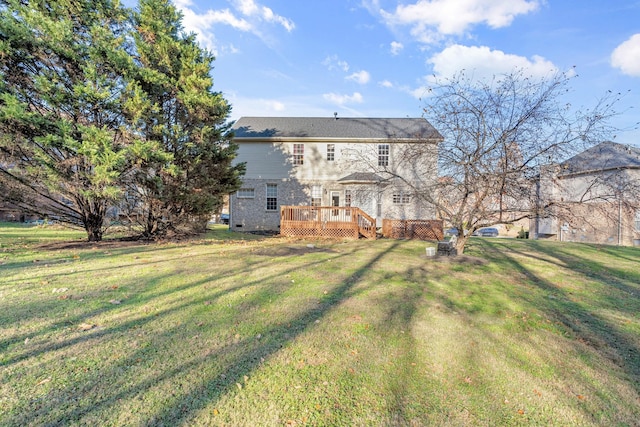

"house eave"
[338,180,390,186]
[233,137,442,144]
[558,165,640,179]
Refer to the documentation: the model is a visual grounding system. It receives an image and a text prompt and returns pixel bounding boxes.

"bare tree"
[336,70,621,253]
[416,69,626,253]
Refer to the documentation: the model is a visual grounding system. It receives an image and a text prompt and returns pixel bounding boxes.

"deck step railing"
[355,209,376,239]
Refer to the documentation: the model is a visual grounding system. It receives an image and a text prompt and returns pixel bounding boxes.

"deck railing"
[280,206,376,239]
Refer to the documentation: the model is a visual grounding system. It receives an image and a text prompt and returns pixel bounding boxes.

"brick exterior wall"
[230,179,309,231]
[230,178,438,233]
[552,202,640,246]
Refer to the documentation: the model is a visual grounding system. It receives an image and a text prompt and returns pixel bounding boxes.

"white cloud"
[173,0,194,8]
[177,8,251,53]
[390,41,404,55]
[323,92,364,105]
[173,0,294,54]
[270,100,286,111]
[405,44,559,99]
[323,55,350,72]
[611,34,640,77]
[380,80,394,88]
[234,0,258,15]
[380,0,539,44]
[429,44,557,80]
[346,70,371,84]
[233,0,295,32]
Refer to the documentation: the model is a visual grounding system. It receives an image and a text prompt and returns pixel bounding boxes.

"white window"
[327,144,335,161]
[266,184,278,211]
[293,144,304,165]
[393,192,411,204]
[237,188,255,198]
[344,190,352,207]
[311,185,322,206]
[378,144,389,167]
[635,210,640,231]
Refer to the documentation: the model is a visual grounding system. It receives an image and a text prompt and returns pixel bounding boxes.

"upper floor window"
[378,144,389,167]
[293,144,304,165]
[311,185,322,207]
[327,144,335,161]
[266,184,278,211]
[237,188,255,198]
[393,192,411,204]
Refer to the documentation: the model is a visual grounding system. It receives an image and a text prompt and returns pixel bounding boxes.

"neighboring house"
[0,203,40,223]
[0,202,22,222]
[229,116,443,232]
[532,141,640,246]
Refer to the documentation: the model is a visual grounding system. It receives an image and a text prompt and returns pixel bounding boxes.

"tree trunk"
[85,225,103,242]
[455,235,468,255]
[144,210,158,238]
[84,213,104,242]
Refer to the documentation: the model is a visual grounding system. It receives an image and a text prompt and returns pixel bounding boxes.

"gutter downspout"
[618,198,622,246]
[228,193,233,231]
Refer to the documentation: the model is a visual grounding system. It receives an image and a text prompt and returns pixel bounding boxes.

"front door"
[331,191,340,216]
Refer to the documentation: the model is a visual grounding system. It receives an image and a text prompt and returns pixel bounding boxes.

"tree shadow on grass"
[0,243,258,358]
[370,278,424,422]
[400,240,640,425]
[137,241,401,426]
[471,239,640,395]
[2,240,400,426]
[0,241,345,368]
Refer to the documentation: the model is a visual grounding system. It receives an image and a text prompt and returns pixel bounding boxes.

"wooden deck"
[280,206,376,239]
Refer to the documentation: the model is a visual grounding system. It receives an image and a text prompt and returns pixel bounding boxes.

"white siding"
[233,142,291,179]
[232,139,440,230]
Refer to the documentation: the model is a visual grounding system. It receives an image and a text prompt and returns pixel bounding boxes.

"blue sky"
[171,0,640,145]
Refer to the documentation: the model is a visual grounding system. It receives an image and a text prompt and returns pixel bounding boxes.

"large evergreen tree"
[0,0,243,240]
[129,0,244,237]
[0,0,132,241]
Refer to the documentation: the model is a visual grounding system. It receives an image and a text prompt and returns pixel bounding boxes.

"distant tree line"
[0,0,245,241]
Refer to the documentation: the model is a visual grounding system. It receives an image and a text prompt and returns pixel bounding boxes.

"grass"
[1,222,639,426]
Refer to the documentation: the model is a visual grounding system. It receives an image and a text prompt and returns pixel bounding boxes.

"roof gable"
[232,117,442,141]
[337,172,386,184]
[560,141,640,175]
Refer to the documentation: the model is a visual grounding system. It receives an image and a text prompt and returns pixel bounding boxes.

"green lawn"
[1,223,639,426]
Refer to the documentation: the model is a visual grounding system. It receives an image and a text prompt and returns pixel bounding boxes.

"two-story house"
[228,116,443,232]
[531,141,640,246]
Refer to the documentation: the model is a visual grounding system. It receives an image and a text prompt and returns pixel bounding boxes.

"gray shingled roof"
[232,117,442,141]
[560,141,640,175]
[337,172,386,184]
